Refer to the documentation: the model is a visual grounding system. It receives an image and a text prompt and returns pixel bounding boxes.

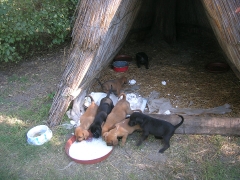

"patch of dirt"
[0,47,67,111]
[0,31,240,179]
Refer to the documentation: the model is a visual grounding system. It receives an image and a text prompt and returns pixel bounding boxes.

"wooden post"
[47,0,142,127]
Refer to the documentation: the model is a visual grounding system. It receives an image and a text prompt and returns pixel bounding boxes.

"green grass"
[203,160,240,180]
[8,74,19,82]
[0,97,7,104]
[8,74,29,83]
[128,172,138,180]
[0,94,70,179]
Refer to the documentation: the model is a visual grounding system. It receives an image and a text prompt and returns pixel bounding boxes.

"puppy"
[136,52,149,69]
[128,112,184,153]
[103,118,142,146]
[102,93,134,136]
[89,88,114,138]
[89,111,108,139]
[74,95,98,142]
[96,76,127,96]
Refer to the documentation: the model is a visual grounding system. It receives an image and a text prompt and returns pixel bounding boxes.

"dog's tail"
[118,93,126,100]
[88,95,94,102]
[95,78,103,90]
[174,115,184,129]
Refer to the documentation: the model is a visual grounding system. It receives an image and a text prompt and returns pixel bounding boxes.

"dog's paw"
[158,149,165,153]
[120,143,125,147]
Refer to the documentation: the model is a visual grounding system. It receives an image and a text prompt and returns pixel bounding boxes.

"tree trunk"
[47,0,142,127]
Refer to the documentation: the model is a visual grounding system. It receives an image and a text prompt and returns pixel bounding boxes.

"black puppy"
[89,111,108,138]
[128,112,184,153]
[136,52,149,69]
[89,87,114,138]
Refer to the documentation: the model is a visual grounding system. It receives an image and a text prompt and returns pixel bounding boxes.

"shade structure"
[48,0,240,129]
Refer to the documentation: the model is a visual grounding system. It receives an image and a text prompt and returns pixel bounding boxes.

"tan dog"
[102,93,133,136]
[103,118,142,146]
[74,95,98,142]
[96,76,127,96]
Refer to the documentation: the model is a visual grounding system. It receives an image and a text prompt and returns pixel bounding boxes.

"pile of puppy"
[74,76,184,153]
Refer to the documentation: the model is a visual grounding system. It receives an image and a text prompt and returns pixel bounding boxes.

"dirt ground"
[0,29,240,179]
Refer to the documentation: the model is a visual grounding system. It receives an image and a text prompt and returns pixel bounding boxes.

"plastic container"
[27,125,52,145]
[113,61,128,72]
[205,62,230,73]
[113,54,132,62]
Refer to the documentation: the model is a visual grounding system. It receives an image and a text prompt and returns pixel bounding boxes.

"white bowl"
[27,125,52,145]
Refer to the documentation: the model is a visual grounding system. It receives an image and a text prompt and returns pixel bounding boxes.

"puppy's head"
[90,125,102,138]
[74,126,90,142]
[129,112,143,126]
[103,131,118,146]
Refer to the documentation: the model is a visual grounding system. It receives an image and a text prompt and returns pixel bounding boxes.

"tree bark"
[201,0,240,79]
[47,0,142,127]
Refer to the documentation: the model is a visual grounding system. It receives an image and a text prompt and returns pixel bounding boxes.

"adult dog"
[128,112,184,153]
[96,76,127,96]
[103,118,142,146]
[89,88,114,138]
[74,95,98,142]
[102,93,134,136]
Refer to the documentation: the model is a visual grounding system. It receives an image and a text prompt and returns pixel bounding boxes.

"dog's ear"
[136,117,143,124]
[83,130,89,140]
[102,132,108,140]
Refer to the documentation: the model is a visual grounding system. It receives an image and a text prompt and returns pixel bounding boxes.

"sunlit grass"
[0,94,72,179]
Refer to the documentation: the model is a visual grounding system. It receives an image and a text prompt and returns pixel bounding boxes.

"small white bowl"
[27,125,52,145]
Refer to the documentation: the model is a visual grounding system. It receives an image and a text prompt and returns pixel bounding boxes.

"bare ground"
[0,31,240,179]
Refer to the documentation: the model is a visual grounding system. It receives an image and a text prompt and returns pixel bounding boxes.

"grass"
[8,74,28,83]
[203,160,240,180]
[0,96,7,104]
[0,95,72,179]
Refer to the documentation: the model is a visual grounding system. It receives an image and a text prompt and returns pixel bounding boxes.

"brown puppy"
[74,95,98,142]
[96,76,127,96]
[103,118,142,146]
[102,93,134,136]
